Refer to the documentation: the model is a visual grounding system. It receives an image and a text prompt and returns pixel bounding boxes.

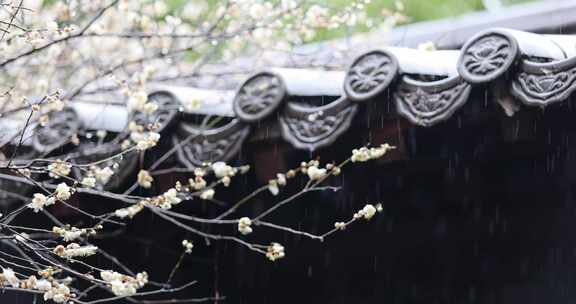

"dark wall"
[5,87,576,304]
[203,87,576,304]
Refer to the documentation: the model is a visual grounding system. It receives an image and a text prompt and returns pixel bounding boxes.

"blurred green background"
[42,0,540,25]
[351,0,536,23]
[166,0,539,41]
[167,0,538,24]
[41,0,541,46]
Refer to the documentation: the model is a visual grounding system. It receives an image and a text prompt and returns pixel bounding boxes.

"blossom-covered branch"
[0,0,406,302]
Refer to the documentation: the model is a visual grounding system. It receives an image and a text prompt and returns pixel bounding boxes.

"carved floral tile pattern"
[395,76,471,127]
[344,50,398,101]
[174,120,250,167]
[512,58,576,106]
[233,72,286,122]
[459,32,517,83]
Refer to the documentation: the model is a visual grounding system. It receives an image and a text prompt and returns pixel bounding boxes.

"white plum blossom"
[307,166,327,180]
[182,240,194,253]
[128,90,148,110]
[100,271,122,283]
[200,189,215,200]
[81,177,96,188]
[111,279,137,297]
[137,170,153,188]
[351,147,370,162]
[334,222,346,230]
[238,217,253,235]
[181,2,208,20]
[53,243,98,258]
[133,132,161,151]
[163,188,181,205]
[142,102,158,114]
[20,275,38,290]
[369,144,394,159]
[1,268,20,287]
[331,167,341,175]
[268,173,288,195]
[268,180,279,196]
[354,204,382,221]
[189,177,207,190]
[53,227,81,242]
[222,176,231,187]
[100,270,148,297]
[94,167,114,184]
[268,172,289,196]
[28,193,56,212]
[194,168,205,177]
[36,279,52,291]
[47,161,71,178]
[43,282,71,303]
[277,173,287,186]
[114,203,145,219]
[55,183,71,201]
[351,144,395,162]
[212,162,235,178]
[266,243,285,261]
[361,204,377,220]
[52,226,98,242]
[304,5,330,28]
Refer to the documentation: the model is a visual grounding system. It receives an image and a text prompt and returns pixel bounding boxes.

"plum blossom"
[351,144,395,162]
[52,226,98,242]
[266,243,285,261]
[334,222,346,230]
[268,173,287,195]
[307,165,327,180]
[1,268,20,287]
[212,161,235,178]
[137,170,153,188]
[28,193,56,212]
[47,161,71,178]
[55,183,71,201]
[53,243,98,258]
[134,131,161,151]
[163,188,181,205]
[238,217,253,235]
[81,176,96,188]
[182,240,194,253]
[93,167,114,184]
[100,270,148,297]
[114,203,145,219]
[128,90,148,110]
[200,189,215,200]
[43,282,71,303]
[353,204,382,221]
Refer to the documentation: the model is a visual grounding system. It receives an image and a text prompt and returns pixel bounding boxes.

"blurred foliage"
[318,0,540,23]
[165,0,539,23]
[42,0,541,25]
[321,0,483,23]
[312,0,538,41]
[41,0,540,44]
[165,0,539,42]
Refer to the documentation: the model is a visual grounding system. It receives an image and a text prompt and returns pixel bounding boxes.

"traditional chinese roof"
[5,23,576,190]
